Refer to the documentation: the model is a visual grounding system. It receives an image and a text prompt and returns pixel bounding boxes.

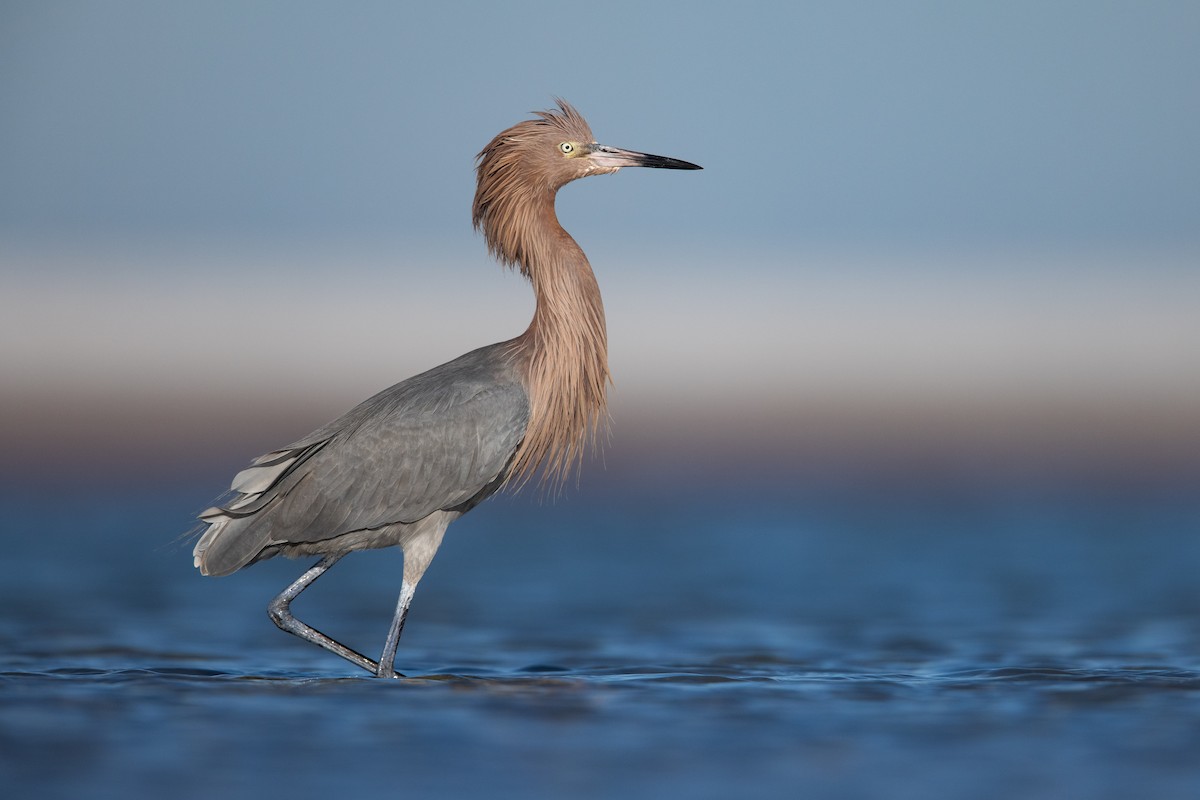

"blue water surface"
[1,476,1198,799]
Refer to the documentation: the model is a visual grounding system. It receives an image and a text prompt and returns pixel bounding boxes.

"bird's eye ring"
[559,142,574,154]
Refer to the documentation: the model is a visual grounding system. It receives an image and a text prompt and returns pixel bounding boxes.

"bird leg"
[374,521,447,678]
[376,580,417,678]
[268,553,397,677]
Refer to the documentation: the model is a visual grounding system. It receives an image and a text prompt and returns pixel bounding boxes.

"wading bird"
[192,101,701,677]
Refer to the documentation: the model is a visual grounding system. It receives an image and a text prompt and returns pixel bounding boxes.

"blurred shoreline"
[3,241,1197,493]
[4,387,1197,495]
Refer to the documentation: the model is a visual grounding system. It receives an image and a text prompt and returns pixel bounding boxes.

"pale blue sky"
[2,1,1198,251]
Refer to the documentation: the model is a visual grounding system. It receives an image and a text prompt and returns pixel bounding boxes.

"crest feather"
[472,100,594,271]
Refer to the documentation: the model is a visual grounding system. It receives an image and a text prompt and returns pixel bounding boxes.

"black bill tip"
[638,153,703,170]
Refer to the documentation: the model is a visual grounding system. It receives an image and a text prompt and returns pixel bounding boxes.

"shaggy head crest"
[472,100,596,271]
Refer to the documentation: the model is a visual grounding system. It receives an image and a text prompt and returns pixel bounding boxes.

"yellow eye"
[559,142,574,154]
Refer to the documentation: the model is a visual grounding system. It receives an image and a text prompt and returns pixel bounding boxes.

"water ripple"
[4,658,1197,698]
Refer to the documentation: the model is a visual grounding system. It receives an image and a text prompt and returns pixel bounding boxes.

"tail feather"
[230,451,302,494]
[192,512,274,576]
[192,441,326,576]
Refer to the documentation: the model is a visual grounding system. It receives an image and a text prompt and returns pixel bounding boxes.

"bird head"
[475,99,700,195]
[472,100,700,269]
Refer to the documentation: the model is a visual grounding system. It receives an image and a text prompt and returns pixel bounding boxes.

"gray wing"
[194,344,529,576]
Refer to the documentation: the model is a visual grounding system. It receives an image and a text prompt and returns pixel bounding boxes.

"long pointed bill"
[588,144,702,170]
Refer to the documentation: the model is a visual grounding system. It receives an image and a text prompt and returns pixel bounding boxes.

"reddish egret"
[193,100,700,676]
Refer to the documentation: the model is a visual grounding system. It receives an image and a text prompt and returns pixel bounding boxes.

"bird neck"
[508,197,611,487]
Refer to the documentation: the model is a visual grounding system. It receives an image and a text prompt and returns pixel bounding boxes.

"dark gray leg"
[373,522,447,678]
[377,580,417,678]
[267,554,398,677]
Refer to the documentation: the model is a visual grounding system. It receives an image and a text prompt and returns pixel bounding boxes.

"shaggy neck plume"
[478,189,610,487]
[506,197,610,486]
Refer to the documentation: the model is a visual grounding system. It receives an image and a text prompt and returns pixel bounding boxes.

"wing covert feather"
[195,343,530,575]
[270,380,528,545]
